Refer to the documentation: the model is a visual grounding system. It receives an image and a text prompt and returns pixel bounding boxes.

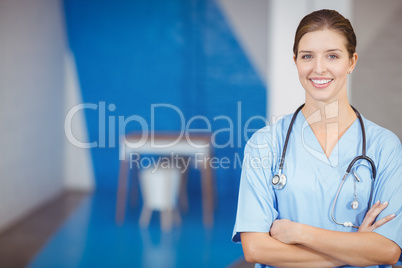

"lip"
[309,78,333,88]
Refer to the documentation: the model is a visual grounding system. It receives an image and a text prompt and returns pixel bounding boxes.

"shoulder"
[363,117,401,150]
[363,117,401,166]
[246,113,294,151]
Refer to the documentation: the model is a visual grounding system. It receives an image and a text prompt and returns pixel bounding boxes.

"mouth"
[309,78,333,88]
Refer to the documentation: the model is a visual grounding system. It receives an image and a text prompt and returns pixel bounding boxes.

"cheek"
[334,67,349,78]
[296,66,310,80]
[333,62,351,75]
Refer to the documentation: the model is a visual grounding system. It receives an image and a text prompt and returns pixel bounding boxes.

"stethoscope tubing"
[274,104,377,228]
[278,104,304,171]
[346,155,376,179]
[331,173,358,227]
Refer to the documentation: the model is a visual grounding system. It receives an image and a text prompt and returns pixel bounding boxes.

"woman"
[232,9,401,268]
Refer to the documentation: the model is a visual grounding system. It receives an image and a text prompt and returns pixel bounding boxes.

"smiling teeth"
[311,79,332,84]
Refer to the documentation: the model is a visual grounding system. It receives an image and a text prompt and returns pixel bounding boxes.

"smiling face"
[294,29,357,105]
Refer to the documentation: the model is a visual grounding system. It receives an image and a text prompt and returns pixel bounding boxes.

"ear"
[293,54,297,64]
[348,52,358,73]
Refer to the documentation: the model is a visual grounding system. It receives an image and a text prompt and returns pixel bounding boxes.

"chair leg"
[129,167,139,207]
[179,167,189,212]
[174,208,181,226]
[161,209,173,232]
[139,207,152,228]
[116,160,129,224]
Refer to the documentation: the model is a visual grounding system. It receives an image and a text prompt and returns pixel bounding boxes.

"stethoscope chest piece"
[272,173,287,190]
[351,200,359,210]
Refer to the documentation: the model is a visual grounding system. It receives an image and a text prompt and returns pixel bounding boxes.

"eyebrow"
[299,49,343,53]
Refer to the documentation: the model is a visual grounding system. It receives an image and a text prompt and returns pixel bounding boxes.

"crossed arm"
[241,201,401,267]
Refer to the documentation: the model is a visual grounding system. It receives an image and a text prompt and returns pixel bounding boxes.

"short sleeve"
[371,135,402,250]
[232,131,279,243]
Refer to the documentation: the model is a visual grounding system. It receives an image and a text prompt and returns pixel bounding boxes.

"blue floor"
[28,190,243,268]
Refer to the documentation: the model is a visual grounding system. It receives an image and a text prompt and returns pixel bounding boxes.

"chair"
[116,132,215,227]
[138,162,182,231]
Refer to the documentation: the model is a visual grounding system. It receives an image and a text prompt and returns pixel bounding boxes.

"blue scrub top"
[232,111,402,268]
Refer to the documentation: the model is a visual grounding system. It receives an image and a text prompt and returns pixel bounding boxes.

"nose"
[314,57,326,74]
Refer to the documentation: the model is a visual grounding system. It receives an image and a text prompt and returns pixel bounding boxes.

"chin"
[305,92,339,104]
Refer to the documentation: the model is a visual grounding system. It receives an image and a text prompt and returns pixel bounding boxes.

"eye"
[301,54,312,60]
[328,54,338,59]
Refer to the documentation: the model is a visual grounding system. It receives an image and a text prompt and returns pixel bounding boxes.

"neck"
[301,98,356,131]
[300,98,357,158]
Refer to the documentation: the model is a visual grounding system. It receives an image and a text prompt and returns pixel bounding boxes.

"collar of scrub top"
[272,103,377,228]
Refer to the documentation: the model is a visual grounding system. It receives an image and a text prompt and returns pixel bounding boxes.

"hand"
[270,219,301,244]
[358,200,396,232]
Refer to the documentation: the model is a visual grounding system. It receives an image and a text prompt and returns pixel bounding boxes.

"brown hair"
[293,9,356,58]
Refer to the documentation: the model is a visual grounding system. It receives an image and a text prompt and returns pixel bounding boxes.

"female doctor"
[232,9,402,268]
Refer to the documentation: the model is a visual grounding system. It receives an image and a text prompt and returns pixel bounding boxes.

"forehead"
[298,29,348,52]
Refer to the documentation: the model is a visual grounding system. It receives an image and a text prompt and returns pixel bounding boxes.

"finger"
[372,213,396,230]
[367,201,389,227]
[371,201,389,219]
[366,201,388,224]
[360,200,381,227]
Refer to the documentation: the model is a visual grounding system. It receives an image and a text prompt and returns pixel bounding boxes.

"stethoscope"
[271,104,377,228]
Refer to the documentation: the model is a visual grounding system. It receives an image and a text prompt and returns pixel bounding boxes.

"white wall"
[217,0,268,86]
[63,50,95,191]
[0,0,74,232]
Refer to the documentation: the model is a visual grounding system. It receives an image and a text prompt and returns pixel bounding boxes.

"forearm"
[297,224,401,266]
[241,232,345,267]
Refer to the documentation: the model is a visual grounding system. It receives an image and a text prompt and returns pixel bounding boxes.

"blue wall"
[64,0,267,196]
